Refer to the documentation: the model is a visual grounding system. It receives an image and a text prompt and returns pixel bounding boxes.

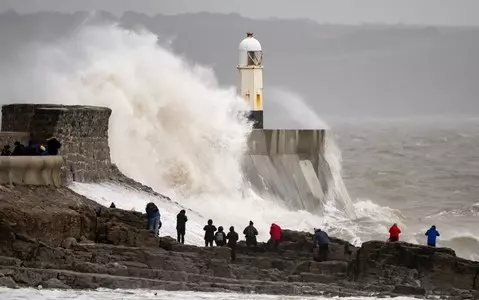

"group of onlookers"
[1,137,61,156]
[111,202,442,263]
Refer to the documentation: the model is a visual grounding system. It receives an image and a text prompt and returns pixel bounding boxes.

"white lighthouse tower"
[238,32,263,128]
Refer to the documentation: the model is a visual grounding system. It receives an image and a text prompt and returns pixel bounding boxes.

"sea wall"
[1,104,114,183]
[0,156,64,187]
[243,129,330,213]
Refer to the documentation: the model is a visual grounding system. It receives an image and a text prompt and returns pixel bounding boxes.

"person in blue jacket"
[145,202,161,237]
[425,225,440,247]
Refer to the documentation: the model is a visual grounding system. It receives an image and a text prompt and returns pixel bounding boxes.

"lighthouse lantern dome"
[238,32,263,66]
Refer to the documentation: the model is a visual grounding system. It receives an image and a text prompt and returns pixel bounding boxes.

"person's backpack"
[215,232,224,242]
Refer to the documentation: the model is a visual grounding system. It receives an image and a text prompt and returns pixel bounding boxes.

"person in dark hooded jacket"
[1,145,11,156]
[46,137,61,155]
[425,225,440,247]
[243,221,258,248]
[203,219,217,247]
[176,209,188,244]
[227,226,239,261]
[11,141,25,156]
[313,228,330,261]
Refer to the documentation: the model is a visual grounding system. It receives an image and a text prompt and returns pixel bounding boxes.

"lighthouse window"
[256,94,261,108]
[247,51,262,66]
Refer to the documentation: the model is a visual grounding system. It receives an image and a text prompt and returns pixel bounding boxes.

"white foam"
[0,287,420,300]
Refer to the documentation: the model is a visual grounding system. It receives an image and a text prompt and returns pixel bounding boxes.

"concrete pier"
[243,129,330,213]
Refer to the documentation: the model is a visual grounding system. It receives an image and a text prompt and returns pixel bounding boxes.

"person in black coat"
[226,226,239,261]
[46,137,62,155]
[176,209,188,244]
[203,219,217,247]
[11,141,25,156]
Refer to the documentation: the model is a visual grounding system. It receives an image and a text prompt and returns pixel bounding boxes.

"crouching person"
[145,202,161,237]
[313,228,330,261]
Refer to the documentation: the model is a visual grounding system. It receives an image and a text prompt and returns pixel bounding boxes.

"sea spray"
[0,21,384,246]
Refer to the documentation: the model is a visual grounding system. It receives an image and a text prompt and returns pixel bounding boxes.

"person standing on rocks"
[145,202,161,237]
[215,226,227,246]
[227,226,239,261]
[176,209,188,244]
[243,221,258,249]
[203,219,217,247]
[269,223,282,252]
[388,223,401,242]
[425,225,440,247]
[313,228,330,261]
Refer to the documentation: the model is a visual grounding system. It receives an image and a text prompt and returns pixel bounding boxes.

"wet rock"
[0,276,19,288]
[0,185,477,298]
[41,278,71,289]
[61,237,77,249]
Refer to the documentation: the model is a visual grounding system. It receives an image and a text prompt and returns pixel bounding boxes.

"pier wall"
[243,129,331,213]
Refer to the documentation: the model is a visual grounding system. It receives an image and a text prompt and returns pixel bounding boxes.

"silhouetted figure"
[46,137,61,155]
[269,223,282,251]
[313,228,330,261]
[243,220,258,249]
[425,225,440,247]
[215,226,227,246]
[145,202,161,237]
[227,226,239,261]
[109,202,116,208]
[24,140,38,156]
[1,145,11,156]
[389,223,401,242]
[176,209,188,244]
[11,141,25,156]
[203,219,217,247]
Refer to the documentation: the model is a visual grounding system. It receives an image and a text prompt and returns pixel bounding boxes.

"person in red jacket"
[389,223,401,242]
[269,223,282,251]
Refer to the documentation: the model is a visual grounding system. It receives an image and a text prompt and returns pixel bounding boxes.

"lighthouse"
[238,32,263,129]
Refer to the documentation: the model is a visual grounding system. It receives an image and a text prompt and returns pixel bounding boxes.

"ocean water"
[333,116,479,260]
[0,287,418,300]
[0,19,477,299]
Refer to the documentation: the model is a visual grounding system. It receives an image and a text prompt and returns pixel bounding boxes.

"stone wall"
[0,156,64,187]
[1,104,114,183]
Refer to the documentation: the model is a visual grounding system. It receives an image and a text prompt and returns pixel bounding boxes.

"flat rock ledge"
[0,186,478,299]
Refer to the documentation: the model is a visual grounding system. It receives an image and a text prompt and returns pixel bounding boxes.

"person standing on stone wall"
[203,219,217,247]
[145,202,161,237]
[313,228,330,261]
[1,145,11,156]
[269,223,282,252]
[388,223,401,242]
[11,141,25,156]
[226,226,239,261]
[46,137,61,155]
[243,221,258,249]
[176,209,188,244]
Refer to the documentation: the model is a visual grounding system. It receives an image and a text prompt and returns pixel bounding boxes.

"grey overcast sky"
[1,0,478,26]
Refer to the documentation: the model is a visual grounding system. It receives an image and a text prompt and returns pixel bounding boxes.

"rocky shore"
[0,185,478,299]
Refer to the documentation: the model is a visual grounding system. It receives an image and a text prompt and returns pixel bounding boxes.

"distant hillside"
[1,10,479,119]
